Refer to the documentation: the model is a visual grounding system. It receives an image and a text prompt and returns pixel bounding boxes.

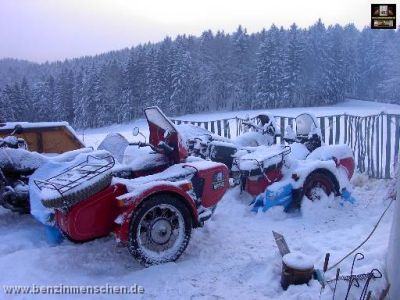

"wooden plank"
[361,117,367,173]
[395,116,400,165]
[280,117,285,144]
[385,115,392,179]
[288,118,294,128]
[236,118,241,137]
[356,117,362,172]
[329,116,334,145]
[335,116,340,144]
[376,115,380,178]
[344,115,348,145]
[320,117,326,143]
[217,120,222,136]
[223,119,229,138]
[348,116,353,149]
[366,116,372,175]
[370,116,376,177]
[210,121,215,134]
[380,114,384,178]
[272,231,290,257]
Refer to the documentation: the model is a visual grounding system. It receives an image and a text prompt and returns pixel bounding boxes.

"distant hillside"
[0,21,399,128]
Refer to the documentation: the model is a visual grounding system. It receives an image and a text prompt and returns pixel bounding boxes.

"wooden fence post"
[386,115,392,179]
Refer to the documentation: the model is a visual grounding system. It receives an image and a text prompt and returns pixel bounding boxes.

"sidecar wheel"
[303,171,336,201]
[128,194,192,266]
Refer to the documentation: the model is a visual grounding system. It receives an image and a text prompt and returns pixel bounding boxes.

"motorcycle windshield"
[296,113,317,136]
[144,106,187,163]
[145,107,176,136]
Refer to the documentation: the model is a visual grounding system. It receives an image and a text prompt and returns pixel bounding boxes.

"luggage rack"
[234,146,291,175]
[34,154,115,196]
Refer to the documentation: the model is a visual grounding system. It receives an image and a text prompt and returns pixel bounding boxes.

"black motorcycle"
[0,125,35,213]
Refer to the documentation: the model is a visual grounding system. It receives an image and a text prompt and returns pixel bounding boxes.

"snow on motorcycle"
[186,114,279,170]
[233,113,356,212]
[0,125,35,213]
[0,124,91,214]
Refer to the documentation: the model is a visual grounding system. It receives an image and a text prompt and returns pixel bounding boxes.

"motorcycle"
[36,106,230,265]
[187,114,279,170]
[0,125,41,213]
[234,113,355,212]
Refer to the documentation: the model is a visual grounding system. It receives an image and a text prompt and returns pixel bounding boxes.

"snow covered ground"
[0,175,394,299]
[0,99,397,299]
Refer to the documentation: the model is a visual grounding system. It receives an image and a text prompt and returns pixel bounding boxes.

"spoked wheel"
[303,172,335,201]
[128,195,192,266]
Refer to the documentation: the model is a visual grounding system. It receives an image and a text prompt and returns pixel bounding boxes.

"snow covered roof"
[0,121,71,131]
[0,122,85,153]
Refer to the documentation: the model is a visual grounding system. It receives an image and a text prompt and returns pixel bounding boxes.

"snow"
[287,143,309,160]
[168,99,400,121]
[307,144,353,161]
[0,175,393,299]
[282,251,314,270]
[118,145,167,170]
[0,148,46,171]
[0,101,396,299]
[236,145,286,171]
[114,164,195,201]
[0,121,71,130]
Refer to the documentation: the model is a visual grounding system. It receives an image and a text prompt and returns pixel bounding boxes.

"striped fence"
[172,113,400,179]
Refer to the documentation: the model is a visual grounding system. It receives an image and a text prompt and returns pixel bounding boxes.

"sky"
[0,0,378,63]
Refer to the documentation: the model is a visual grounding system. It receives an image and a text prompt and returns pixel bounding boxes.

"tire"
[128,194,192,266]
[303,171,335,201]
[41,174,112,209]
[0,190,30,214]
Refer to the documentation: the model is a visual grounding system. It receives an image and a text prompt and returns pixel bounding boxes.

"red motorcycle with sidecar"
[36,107,229,265]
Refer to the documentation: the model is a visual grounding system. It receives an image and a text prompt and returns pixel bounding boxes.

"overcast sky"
[0,0,376,63]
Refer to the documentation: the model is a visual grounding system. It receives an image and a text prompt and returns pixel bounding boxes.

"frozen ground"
[0,175,394,299]
[0,99,397,299]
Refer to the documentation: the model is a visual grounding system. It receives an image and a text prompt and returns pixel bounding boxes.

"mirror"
[132,127,139,136]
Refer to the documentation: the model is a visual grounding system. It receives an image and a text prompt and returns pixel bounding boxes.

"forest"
[0,20,399,128]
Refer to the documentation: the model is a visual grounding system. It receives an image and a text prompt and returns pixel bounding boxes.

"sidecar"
[37,106,229,265]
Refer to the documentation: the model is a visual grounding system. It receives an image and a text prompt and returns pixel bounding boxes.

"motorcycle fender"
[114,184,199,243]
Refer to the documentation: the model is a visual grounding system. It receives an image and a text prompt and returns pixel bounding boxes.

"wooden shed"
[0,122,85,154]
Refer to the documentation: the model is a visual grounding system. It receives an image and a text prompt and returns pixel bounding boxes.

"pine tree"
[170,42,194,114]
[253,25,285,109]
[230,25,253,110]
[285,23,304,107]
